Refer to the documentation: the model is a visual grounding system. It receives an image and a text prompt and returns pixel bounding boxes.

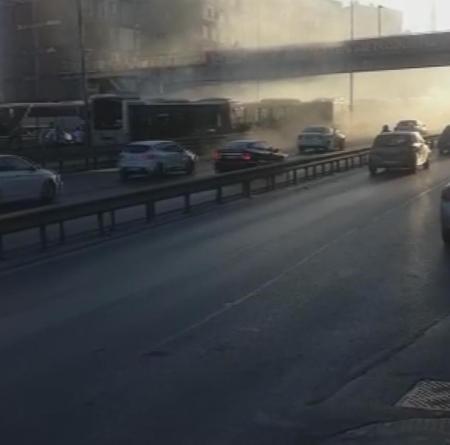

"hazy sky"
[348,1,447,32]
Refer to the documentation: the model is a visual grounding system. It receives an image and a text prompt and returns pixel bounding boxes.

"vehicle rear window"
[303,126,330,134]
[374,134,415,147]
[223,142,251,151]
[249,141,271,150]
[396,121,417,127]
[123,145,152,154]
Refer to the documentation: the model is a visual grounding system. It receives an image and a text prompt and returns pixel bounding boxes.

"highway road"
[60,140,372,205]
[0,140,373,217]
[2,156,450,444]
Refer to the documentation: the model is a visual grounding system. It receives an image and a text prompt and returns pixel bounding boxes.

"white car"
[118,140,197,181]
[441,184,450,245]
[0,155,62,205]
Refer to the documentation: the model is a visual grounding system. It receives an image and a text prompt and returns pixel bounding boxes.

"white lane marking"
[147,227,359,352]
[145,178,450,352]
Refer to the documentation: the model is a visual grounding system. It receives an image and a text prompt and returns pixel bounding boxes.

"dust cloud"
[164,65,450,148]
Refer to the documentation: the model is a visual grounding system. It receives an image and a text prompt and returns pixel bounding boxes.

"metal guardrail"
[0,148,370,258]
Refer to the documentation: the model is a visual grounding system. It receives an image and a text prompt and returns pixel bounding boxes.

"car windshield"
[123,144,152,153]
[374,133,415,147]
[303,126,330,134]
[224,141,255,150]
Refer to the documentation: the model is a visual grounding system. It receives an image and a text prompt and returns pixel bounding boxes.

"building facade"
[217,0,403,49]
[3,0,222,102]
[1,0,403,102]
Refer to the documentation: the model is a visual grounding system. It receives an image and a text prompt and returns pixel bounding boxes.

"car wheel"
[40,180,56,204]
[119,170,129,182]
[442,228,450,245]
[369,165,378,176]
[410,162,417,174]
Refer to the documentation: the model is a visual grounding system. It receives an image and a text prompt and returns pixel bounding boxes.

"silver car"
[369,131,431,176]
[118,140,197,181]
[0,155,62,205]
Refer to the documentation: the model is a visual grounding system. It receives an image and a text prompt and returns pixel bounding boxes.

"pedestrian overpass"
[89,31,450,95]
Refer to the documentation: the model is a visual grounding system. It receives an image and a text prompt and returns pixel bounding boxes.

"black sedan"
[214,140,287,173]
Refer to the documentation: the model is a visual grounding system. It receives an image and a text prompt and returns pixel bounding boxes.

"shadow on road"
[368,170,419,183]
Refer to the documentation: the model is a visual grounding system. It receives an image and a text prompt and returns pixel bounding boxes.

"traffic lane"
[0,143,368,216]
[1,159,450,444]
[0,158,212,216]
[1,175,273,255]
[62,158,214,201]
[60,142,367,203]
[0,150,365,253]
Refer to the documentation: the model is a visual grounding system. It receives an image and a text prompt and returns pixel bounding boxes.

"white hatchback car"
[0,155,62,205]
[118,140,197,181]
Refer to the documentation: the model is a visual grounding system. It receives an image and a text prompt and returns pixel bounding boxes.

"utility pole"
[31,0,40,99]
[256,0,261,101]
[75,0,92,154]
[349,0,355,114]
[431,0,437,32]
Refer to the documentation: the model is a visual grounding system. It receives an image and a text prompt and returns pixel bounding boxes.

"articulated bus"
[91,96,247,146]
[0,95,247,150]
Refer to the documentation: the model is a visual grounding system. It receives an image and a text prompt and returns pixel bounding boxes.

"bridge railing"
[0,148,370,259]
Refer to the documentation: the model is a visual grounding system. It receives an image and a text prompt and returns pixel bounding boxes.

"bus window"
[28,106,81,118]
[92,98,123,130]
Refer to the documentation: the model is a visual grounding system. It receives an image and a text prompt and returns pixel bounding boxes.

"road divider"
[0,148,370,259]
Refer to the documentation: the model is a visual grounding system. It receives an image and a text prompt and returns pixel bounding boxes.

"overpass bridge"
[89,31,450,94]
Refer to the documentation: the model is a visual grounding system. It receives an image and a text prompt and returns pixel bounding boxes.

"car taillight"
[442,188,450,202]
[213,150,221,161]
[242,152,252,161]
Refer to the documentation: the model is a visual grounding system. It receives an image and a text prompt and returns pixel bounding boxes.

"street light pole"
[349,0,355,114]
[75,0,92,154]
[256,0,261,101]
[31,0,40,99]
[431,0,437,32]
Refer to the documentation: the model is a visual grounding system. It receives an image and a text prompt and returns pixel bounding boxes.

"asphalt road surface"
[2,156,450,444]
